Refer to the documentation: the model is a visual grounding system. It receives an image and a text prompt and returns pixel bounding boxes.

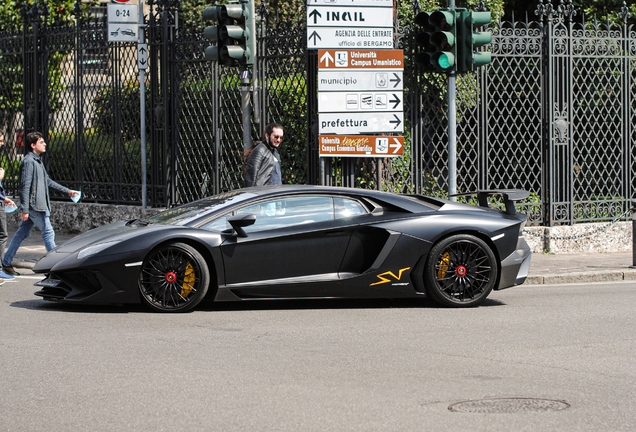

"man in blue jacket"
[2,131,79,276]
[0,132,17,283]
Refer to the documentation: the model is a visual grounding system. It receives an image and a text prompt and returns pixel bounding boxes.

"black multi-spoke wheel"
[424,234,498,308]
[139,242,210,312]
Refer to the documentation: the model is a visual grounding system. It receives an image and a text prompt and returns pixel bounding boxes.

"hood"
[55,221,151,253]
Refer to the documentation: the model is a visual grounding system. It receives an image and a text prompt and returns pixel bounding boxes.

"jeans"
[2,210,55,267]
[0,207,7,260]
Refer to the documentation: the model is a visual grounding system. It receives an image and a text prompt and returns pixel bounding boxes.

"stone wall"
[523,222,632,254]
[6,201,634,254]
[6,201,163,234]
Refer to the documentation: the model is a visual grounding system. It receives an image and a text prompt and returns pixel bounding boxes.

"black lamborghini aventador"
[33,185,532,312]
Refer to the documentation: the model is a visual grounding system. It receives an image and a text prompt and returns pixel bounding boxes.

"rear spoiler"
[450,189,530,215]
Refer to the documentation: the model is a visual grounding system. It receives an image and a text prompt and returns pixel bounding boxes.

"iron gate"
[0,0,635,227]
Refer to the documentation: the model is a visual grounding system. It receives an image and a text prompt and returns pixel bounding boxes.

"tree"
[0,0,96,139]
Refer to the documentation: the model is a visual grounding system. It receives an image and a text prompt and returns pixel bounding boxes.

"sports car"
[33,185,532,312]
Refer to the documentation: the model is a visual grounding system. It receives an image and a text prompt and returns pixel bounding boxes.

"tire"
[424,234,498,308]
[139,242,210,312]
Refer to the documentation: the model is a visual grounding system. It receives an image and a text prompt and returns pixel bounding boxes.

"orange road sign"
[319,135,404,157]
[318,49,404,69]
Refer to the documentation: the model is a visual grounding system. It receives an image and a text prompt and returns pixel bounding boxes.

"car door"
[215,195,367,298]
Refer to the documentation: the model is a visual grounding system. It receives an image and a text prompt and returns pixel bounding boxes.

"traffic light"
[414,9,457,73]
[203,0,256,67]
[414,11,435,72]
[456,10,492,73]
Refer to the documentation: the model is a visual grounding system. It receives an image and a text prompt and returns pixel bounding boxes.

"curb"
[525,269,636,285]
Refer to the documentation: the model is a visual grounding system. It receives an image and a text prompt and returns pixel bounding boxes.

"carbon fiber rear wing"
[450,189,530,215]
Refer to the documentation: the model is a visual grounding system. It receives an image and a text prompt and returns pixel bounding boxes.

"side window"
[240,196,335,233]
[201,196,367,234]
[334,197,367,219]
[202,216,231,232]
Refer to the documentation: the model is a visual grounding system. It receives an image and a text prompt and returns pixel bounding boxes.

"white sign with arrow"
[319,112,403,134]
[318,71,402,91]
[137,43,148,70]
[307,0,393,6]
[319,91,403,113]
[307,6,393,27]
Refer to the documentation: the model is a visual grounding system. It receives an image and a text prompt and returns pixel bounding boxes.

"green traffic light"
[415,8,458,73]
[202,0,256,66]
[433,51,455,70]
[455,9,492,73]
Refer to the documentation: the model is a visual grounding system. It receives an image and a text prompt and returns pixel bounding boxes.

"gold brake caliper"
[180,262,195,297]
[437,251,451,280]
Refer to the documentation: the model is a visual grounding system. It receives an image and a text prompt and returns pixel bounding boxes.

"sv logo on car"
[370,267,411,286]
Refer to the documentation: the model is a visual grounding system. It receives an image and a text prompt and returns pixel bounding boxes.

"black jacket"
[243,142,280,187]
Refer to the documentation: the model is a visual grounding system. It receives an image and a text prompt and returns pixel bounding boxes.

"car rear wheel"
[139,242,210,312]
[424,234,498,308]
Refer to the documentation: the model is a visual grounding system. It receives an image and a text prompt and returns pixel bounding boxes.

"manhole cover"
[448,398,570,413]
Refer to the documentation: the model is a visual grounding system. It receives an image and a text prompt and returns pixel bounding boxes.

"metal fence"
[0,0,634,227]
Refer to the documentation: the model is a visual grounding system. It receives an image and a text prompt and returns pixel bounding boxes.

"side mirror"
[228,213,256,238]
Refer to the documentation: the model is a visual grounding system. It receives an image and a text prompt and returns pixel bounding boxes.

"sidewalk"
[6,230,636,285]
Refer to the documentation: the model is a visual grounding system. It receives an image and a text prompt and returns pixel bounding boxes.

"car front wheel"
[424,234,498,308]
[139,242,210,312]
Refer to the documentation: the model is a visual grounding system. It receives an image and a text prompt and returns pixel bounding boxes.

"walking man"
[0,132,17,283]
[243,122,284,187]
[2,132,79,276]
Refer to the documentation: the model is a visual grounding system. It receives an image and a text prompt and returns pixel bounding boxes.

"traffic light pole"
[138,1,147,213]
[240,69,252,152]
[447,0,457,201]
[448,70,457,201]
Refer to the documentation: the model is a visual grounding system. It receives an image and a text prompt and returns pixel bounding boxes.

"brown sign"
[318,49,404,70]
[319,135,404,157]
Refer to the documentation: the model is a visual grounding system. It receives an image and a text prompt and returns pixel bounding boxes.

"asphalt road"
[1,277,634,432]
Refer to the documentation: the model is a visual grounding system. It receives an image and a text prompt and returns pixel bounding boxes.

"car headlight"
[77,240,122,260]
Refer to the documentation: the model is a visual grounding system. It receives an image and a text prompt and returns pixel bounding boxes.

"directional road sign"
[319,91,403,113]
[318,49,403,69]
[319,112,403,134]
[319,135,404,157]
[307,6,393,27]
[306,0,393,49]
[138,43,148,70]
[318,71,403,91]
[308,28,393,50]
[307,0,393,5]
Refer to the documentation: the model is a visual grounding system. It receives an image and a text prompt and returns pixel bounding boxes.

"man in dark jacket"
[243,122,284,187]
[2,131,79,276]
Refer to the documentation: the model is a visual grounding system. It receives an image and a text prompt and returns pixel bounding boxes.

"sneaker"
[0,279,4,286]
[2,266,20,276]
[0,270,15,280]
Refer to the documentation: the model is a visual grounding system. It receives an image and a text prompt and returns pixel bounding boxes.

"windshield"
[141,190,257,226]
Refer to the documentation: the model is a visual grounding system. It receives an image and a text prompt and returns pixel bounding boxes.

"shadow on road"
[11,296,506,314]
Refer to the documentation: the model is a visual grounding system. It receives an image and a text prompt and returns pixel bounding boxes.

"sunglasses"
[271,134,284,140]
